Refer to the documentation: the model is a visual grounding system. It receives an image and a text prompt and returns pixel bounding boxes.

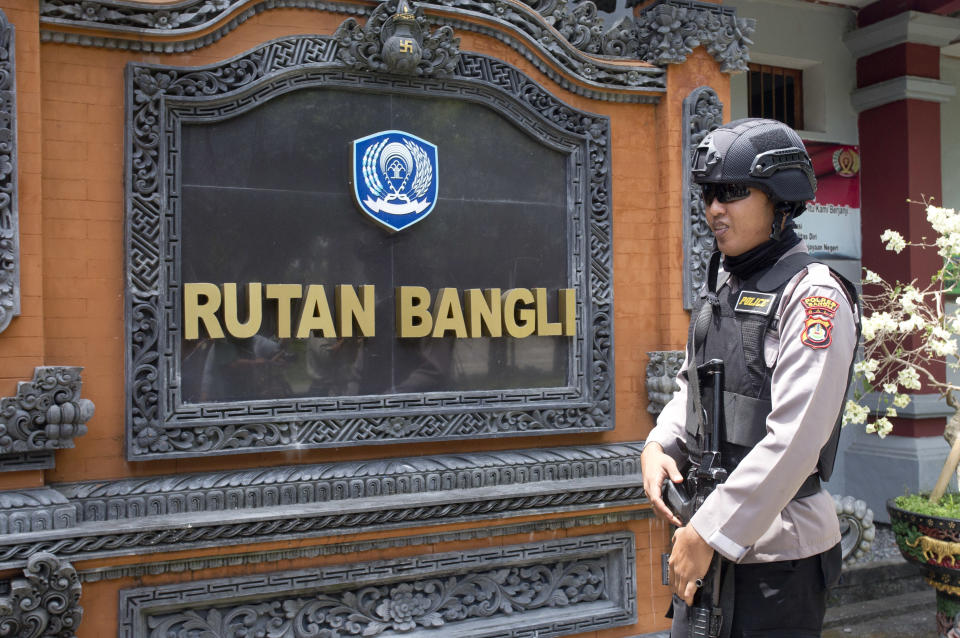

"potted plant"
[844,201,960,635]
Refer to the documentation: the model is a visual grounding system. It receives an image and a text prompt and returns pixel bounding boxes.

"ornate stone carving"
[0,488,76,533]
[120,533,635,638]
[58,443,643,522]
[0,451,56,472]
[40,0,665,101]
[0,477,645,566]
[681,86,722,308]
[601,15,639,57]
[79,510,651,582]
[0,552,82,638]
[835,494,875,566]
[125,35,613,460]
[646,351,683,416]
[0,444,645,567]
[633,0,755,73]
[0,368,94,470]
[0,9,18,335]
[335,0,460,76]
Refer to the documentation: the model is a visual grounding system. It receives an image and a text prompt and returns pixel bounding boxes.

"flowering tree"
[844,203,960,503]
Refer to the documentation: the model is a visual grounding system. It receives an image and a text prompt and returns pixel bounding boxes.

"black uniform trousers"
[670,543,842,638]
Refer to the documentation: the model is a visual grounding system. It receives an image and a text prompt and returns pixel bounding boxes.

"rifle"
[661,358,728,638]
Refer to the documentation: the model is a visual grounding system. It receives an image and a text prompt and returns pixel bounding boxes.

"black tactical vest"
[683,251,859,497]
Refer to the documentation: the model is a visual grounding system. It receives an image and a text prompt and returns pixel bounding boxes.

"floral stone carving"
[123,533,634,638]
[0,552,82,638]
[147,560,606,636]
[633,0,756,73]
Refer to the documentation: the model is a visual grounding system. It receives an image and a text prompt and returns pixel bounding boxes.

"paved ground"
[823,589,937,638]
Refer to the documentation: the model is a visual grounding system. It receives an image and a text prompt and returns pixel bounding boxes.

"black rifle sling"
[687,252,725,441]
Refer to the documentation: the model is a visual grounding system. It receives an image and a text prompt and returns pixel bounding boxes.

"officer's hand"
[669,525,715,606]
[640,442,683,526]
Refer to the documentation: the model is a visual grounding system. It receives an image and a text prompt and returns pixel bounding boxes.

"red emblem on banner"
[800,296,839,349]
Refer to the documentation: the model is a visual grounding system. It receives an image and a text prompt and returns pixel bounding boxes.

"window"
[748,64,804,130]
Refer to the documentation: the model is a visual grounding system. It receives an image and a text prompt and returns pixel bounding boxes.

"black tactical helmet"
[692,118,816,216]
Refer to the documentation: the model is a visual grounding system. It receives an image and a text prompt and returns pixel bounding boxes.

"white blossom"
[873,417,894,438]
[928,338,958,357]
[881,229,906,253]
[886,407,897,417]
[897,367,922,390]
[935,232,960,259]
[854,359,880,382]
[948,313,960,333]
[863,269,882,285]
[928,205,960,236]
[900,286,923,314]
[882,383,898,394]
[898,314,925,333]
[843,400,870,425]
[862,312,897,342]
[893,393,911,408]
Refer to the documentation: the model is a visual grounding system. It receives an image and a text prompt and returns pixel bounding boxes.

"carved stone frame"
[124,36,614,460]
[118,532,636,638]
[0,8,18,334]
[681,86,722,309]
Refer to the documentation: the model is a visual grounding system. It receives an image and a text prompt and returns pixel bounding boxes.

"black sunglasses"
[700,183,751,205]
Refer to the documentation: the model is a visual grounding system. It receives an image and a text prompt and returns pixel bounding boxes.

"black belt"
[794,474,821,499]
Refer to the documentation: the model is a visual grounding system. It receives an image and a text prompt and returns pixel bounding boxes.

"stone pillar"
[842,3,960,521]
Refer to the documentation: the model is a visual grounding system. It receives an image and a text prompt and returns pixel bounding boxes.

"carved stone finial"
[646,351,684,416]
[634,0,755,73]
[0,552,82,638]
[381,0,424,73]
[334,0,460,77]
[0,367,94,460]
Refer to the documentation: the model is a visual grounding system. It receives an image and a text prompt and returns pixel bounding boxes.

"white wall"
[724,0,860,145]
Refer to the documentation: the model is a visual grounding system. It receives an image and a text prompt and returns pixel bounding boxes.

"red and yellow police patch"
[799,296,839,349]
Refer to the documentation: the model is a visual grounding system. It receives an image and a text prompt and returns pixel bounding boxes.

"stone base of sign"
[843,428,952,524]
[119,533,637,638]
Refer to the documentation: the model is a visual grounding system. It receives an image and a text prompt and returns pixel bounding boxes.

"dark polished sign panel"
[124,36,613,459]
[179,89,567,403]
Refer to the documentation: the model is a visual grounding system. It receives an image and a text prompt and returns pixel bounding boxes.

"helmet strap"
[770,203,793,241]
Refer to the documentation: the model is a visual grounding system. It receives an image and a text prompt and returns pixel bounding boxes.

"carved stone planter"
[889,498,960,636]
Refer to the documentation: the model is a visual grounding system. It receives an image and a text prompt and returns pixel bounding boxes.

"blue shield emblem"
[352,130,439,233]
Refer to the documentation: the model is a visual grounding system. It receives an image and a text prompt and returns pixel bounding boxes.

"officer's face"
[704,187,775,257]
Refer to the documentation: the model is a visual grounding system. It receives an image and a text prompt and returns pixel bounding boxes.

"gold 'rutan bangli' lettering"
[183,284,576,340]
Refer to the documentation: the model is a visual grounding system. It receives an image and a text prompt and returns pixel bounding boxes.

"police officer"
[641,118,858,637]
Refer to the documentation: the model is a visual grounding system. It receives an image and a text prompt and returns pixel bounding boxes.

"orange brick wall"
[0,4,730,636]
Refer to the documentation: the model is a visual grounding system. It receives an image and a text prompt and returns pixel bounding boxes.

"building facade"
[0,0,955,636]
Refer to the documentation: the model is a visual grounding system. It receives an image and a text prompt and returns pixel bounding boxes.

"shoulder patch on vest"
[735,290,776,316]
[800,296,839,349]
